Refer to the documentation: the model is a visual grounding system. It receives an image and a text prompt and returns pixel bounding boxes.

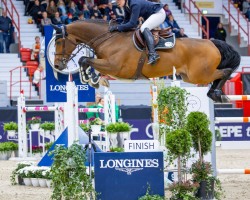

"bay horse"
[51,20,240,103]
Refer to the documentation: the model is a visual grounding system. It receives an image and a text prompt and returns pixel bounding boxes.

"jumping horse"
[51,20,241,103]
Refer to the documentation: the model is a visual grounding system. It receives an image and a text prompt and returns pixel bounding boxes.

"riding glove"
[109,26,118,32]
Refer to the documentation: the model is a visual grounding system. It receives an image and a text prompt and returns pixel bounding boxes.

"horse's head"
[51,24,77,70]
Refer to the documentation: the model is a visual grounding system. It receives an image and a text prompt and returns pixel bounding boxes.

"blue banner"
[94,152,164,200]
[215,122,250,141]
[44,25,95,102]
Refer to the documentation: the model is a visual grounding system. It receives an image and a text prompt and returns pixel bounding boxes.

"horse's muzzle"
[54,60,67,71]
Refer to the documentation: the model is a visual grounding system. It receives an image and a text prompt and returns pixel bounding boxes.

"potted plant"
[109,147,124,152]
[40,121,55,136]
[28,116,42,130]
[3,121,18,137]
[115,122,132,146]
[105,123,118,147]
[165,129,197,199]
[89,117,104,133]
[168,180,199,200]
[10,161,36,185]
[0,142,17,160]
[50,143,95,199]
[186,111,223,199]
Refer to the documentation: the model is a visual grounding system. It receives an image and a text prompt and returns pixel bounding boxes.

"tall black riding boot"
[142,28,160,64]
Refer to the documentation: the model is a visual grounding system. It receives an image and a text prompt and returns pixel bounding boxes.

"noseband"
[54,22,119,67]
[54,25,87,66]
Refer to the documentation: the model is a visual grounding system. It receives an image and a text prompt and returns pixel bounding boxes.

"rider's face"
[116,0,125,8]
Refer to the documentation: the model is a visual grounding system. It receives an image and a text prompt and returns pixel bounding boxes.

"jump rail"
[217,169,250,174]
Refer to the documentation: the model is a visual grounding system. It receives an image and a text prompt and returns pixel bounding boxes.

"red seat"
[26,61,39,67]
[27,66,38,76]
[20,48,31,62]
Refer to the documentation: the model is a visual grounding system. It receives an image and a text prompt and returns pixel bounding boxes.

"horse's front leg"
[78,57,114,86]
[78,56,92,83]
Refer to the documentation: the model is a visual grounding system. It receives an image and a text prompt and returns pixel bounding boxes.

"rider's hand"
[109,25,118,32]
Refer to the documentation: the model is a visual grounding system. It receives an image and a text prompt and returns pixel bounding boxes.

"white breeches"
[140,8,166,32]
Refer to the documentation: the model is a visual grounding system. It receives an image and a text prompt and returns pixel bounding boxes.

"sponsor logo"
[50,84,89,93]
[164,42,173,47]
[100,159,159,175]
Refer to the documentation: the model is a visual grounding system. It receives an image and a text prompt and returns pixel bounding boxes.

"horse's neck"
[68,22,107,43]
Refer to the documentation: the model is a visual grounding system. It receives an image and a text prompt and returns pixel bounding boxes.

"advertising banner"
[94,152,164,200]
[44,25,95,102]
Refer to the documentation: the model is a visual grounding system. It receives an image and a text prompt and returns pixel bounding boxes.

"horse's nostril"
[54,64,59,69]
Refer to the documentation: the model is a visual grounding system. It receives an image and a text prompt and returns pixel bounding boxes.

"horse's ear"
[51,24,62,33]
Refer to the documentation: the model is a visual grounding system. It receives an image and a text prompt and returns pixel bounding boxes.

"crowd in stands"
[233,0,250,20]
[22,0,188,38]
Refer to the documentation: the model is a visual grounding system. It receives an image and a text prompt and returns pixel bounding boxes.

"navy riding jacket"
[117,0,162,32]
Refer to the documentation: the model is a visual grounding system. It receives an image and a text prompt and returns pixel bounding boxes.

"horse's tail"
[211,39,241,72]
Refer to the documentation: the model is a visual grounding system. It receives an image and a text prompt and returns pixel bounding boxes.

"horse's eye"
[56,41,61,45]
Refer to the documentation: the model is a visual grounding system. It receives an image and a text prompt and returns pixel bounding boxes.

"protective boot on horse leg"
[78,56,100,85]
[142,28,160,64]
[207,68,233,103]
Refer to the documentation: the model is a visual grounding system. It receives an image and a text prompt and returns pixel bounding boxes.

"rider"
[109,0,166,64]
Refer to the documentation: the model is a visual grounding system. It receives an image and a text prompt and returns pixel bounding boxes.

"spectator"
[97,0,109,15]
[68,1,80,19]
[176,28,188,38]
[40,0,49,10]
[0,10,12,53]
[31,36,41,61]
[25,0,35,15]
[52,11,63,25]
[114,3,124,22]
[29,0,44,24]
[86,93,103,119]
[65,13,74,24]
[163,4,172,20]
[77,11,84,20]
[83,4,91,19]
[242,0,250,20]
[46,0,58,19]
[73,0,85,11]
[40,11,52,35]
[103,2,118,21]
[90,4,103,19]
[214,23,227,41]
[166,15,180,34]
[32,65,44,94]
[57,0,68,22]
[86,0,95,10]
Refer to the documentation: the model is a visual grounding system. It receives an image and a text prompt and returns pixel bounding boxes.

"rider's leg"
[140,8,166,64]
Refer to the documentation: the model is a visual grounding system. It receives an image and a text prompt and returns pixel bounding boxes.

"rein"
[55,24,119,65]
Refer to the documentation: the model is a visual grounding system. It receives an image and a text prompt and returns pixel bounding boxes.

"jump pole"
[217,169,250,174]
[17,92,64,158]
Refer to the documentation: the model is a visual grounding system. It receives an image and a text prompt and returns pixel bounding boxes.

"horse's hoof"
[99,77,110,87]
[207,89,223,103]
[89,81,99,89]
[90,73,101,85]
[221,95,230,103]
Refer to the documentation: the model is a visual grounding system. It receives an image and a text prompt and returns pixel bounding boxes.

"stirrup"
[147,53,160,65]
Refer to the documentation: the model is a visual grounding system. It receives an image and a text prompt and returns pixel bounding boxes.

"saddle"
[133,27,176,51]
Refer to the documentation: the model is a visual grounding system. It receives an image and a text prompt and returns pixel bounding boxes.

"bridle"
[54,23,119,67]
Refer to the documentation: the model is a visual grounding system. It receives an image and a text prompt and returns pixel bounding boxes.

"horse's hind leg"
[207,68,233,103]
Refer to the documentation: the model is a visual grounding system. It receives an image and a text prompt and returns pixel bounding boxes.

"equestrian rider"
[109,0,166,64]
